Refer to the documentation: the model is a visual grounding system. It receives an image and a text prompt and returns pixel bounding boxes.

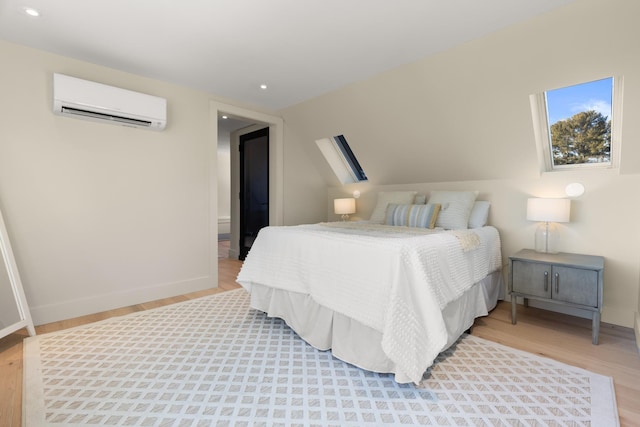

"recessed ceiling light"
[221,115,228,119]
[260,84,267,90]
[24,7,40,17]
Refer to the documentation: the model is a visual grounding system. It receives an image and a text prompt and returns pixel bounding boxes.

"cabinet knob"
[544,271,549,291]
[555,272,560,293]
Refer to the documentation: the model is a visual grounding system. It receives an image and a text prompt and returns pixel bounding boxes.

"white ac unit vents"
[53,73,167,131]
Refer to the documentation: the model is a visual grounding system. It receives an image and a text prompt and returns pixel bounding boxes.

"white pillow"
[369,191,417,223]
[427,190,478,229]
[413,194,427,204]
[468,201,491,228]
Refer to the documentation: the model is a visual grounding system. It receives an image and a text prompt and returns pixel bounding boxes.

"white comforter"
[236,222,502,384]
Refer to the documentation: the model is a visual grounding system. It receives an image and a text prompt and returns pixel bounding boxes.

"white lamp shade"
[526,198,570,223]
[334,198,356,215]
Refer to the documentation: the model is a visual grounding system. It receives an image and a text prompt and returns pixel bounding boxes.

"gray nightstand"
[509,249,604,345]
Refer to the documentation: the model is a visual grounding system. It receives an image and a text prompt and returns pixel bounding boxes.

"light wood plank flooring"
[1,258,639,426]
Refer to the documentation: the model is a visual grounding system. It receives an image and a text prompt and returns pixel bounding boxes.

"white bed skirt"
[249,270,503,379]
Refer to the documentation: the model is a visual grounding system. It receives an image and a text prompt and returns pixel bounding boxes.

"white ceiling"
[0,0,575,111]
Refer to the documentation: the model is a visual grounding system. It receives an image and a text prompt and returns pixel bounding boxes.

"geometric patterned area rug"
[23,288,619,426]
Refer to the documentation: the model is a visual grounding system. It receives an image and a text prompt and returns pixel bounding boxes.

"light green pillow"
[369,191,417,223]
[427,190,478,229]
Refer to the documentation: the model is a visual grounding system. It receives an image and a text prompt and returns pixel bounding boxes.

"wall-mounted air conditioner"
[53,73,167,131]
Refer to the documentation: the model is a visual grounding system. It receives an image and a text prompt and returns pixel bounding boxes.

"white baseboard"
[218,216,231,234]
[29,275,215,326]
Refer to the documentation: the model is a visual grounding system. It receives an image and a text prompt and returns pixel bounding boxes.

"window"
[316,135,368,184]
[332,135,367,182]
[530,76,623,172]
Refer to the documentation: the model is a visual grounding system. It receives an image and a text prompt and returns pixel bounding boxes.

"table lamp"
[334,198,356,221]
[526,198,570,254]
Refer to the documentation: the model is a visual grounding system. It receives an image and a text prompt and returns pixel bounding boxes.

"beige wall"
[280,0,640,329]
[2,0,639,334]
[0,40,219,324]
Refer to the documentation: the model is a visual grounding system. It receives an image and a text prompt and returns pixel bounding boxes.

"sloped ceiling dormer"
[280,0,640,187]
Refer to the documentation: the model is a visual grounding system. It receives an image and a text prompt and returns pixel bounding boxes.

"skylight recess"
[315,135,367,185]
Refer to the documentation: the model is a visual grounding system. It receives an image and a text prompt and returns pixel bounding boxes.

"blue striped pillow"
[384,203,441,228]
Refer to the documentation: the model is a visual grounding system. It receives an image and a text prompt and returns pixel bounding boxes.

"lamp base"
[534,222,560,254]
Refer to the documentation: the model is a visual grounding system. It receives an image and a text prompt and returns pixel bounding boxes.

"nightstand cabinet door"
[551,265,598,307]
[512,260,551,298]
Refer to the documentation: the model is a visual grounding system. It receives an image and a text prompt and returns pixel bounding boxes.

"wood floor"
[2,256,639,426]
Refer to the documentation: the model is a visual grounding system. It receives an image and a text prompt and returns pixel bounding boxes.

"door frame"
[209,101,284,276]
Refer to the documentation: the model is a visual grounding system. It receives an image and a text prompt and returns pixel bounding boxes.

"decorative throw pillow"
[468,201,491,228]
[427,190,478,229]
[369,191,417,223]
[385,203,441,229]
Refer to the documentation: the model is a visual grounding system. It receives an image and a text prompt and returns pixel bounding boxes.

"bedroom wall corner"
[279,122,333,226]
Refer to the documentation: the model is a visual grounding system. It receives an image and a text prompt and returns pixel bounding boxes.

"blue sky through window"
[546,77,613,125]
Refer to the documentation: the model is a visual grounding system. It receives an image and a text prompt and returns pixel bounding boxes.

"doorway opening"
[217,116,253,260]
[211,100,283,285]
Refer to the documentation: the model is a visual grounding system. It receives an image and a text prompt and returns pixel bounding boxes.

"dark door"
[239,128,269,260]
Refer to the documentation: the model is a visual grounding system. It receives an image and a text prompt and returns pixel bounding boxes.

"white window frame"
[530,76,624,173]
[315,135,367,185]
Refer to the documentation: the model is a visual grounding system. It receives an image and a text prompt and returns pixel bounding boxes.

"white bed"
[236,221,503,384]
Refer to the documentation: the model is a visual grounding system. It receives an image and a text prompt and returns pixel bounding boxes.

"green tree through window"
[550,110,611,165]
